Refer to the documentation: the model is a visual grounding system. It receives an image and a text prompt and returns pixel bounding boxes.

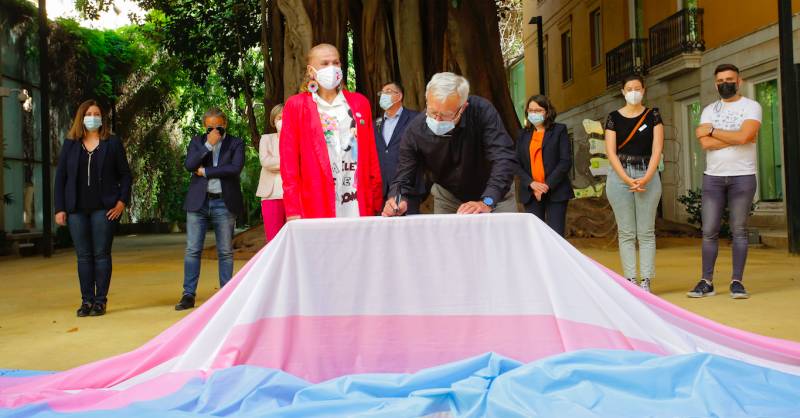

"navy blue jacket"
[516,123,574,204]
[183,134,245,218]
[374,109,426,199]
[54,136,132,214]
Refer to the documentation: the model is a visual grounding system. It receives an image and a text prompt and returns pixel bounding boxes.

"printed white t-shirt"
[700,96,762,177]
[313,91,359,217]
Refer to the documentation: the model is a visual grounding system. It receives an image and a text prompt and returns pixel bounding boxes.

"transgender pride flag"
[2,214,800,417]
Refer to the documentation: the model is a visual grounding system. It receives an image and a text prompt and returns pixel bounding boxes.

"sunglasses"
[206,126,226,135]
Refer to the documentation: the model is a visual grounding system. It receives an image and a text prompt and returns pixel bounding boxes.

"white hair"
[426,72,469,105]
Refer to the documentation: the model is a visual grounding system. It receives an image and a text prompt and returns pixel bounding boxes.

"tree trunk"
[355,0,397,112]
[259,0,272,131]
[444,0,520,139]
[391,0,426,111]
[236,35,261,144]
[277,0,313,98]
[268,0,285,103]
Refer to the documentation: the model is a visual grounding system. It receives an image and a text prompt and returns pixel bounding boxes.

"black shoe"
[730,280,750,299]
[175,294,195,311]
[89,303,106,316]
[76,303,92,317]
[687,279,715,298]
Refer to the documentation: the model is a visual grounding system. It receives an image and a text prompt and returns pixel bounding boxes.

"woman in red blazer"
[280,43,383,219]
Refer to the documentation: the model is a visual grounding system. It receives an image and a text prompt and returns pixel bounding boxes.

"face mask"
[313,65,343,90]
[83,116,102,131]
[717,82,738,99]
[379,93,396,110]
[426,117,455,136]
[624,91,643,105]
[528,112,545,126]
[275,120,282,132]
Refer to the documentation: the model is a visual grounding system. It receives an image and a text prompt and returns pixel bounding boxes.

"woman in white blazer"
[257,104,285,242]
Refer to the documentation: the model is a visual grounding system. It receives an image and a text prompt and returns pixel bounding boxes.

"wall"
[699,0,800,50]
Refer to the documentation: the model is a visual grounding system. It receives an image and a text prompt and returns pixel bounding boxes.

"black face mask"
[206,126,226,135]
[717,82,738,99]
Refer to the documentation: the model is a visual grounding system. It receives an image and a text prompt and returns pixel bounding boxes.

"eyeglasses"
[425,104,465,122]
[377,90,400,96]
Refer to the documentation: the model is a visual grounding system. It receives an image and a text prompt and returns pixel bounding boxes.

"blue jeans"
[183,198,236,297]
[701,174,757,281]
[67,210,116,304]
[606,166,662,279]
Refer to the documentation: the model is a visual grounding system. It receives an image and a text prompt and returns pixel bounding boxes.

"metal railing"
[605,39,648,87]
[649,8,705,68]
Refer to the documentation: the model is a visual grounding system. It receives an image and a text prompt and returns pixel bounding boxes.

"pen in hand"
[394,194,402,216]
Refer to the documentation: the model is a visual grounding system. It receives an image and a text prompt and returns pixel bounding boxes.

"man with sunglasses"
[176,107,245,311]
[383,72,518,216]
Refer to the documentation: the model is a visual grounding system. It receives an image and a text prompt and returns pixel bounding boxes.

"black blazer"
[374,108,426,198]
[54,136,132,214]
[516,122,574,204]
[183,134,245,218]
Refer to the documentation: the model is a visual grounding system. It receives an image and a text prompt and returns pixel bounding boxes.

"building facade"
[523,0,798,245]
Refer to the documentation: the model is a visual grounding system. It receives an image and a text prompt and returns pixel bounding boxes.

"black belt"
[618,154,651,169]
[207,192,222,200]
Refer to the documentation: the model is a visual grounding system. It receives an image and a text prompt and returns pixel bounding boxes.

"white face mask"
[379,93,396,110]
[275,120,282,132]
[83,115,102,131]
[624,90,643,106]
[313,65,343,90]
[426,117,455,136]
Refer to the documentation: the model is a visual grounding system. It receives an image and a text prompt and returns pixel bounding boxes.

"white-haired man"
[382,72,518,216]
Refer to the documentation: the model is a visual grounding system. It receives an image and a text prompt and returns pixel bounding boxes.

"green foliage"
[49,18,148,104]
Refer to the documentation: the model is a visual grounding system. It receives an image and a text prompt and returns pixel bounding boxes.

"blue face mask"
[379,94,396,110]
[426,117,456,136]
[83,116,102,131]
[528,112,545,127]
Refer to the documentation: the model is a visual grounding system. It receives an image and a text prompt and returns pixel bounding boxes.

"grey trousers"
[430,183,517,214]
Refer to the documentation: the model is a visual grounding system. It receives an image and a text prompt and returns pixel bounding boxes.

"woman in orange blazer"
[280,43,383,219]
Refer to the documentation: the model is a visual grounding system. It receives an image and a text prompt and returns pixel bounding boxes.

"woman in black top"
[604,74,664,293]
[54,100,132,317]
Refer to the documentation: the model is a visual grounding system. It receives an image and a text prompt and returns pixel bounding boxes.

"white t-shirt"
[313,91,359,217]
[700,96,762,176]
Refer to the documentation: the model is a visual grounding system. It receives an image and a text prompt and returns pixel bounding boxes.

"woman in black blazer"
[54,100,132,317]
[516,95,574,236]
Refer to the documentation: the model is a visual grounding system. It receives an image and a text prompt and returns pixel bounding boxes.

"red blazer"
[279,91,383,218]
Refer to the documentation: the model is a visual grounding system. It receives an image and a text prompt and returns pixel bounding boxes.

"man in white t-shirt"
[687,64,762,300]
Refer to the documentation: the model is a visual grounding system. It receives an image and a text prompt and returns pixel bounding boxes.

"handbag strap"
[617,108,652,150]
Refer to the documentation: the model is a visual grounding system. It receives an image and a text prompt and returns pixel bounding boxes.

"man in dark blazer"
[176,107,245,311]
[374,81,426,214]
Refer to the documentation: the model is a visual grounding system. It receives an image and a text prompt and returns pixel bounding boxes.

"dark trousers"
[67,209,116,304]
[701,174,757,281]
[525,197,568,237]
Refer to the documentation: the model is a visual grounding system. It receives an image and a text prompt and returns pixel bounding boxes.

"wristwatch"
[482,196,496,211]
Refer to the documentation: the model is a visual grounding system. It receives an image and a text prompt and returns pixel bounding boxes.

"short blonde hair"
[269,104,284,128]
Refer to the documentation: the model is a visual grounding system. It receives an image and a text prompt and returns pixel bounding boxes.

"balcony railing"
[649,8,705,68]
[606,39,648,87]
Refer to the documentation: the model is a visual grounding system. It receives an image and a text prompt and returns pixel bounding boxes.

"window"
[590,8,602,68]
[561,30,573,83]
